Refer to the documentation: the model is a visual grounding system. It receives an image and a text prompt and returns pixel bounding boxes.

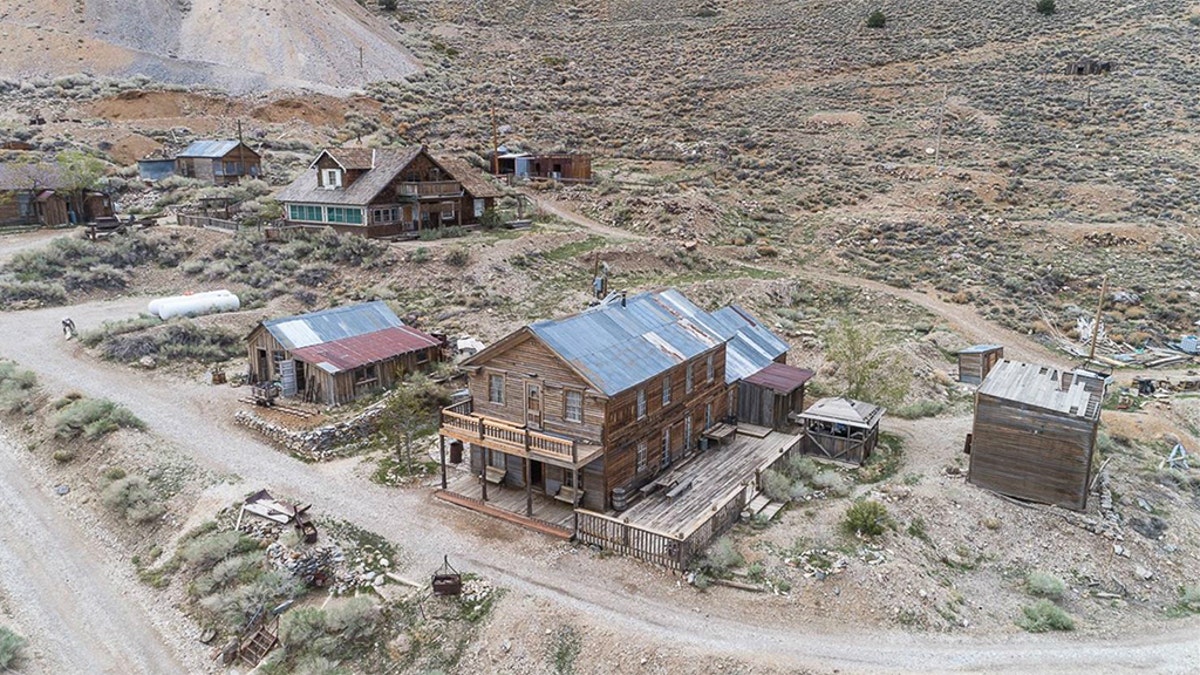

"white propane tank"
[150,290,240,319]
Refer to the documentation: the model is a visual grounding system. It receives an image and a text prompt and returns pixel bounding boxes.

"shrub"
[0,626,26,670]
[444,247,470,267]
[1036,0,1056,15]
[95,322,241,364]
[1174,585,1200,615]
[295,262,336,287]
[699,536,744,576]
[866,10,886,28]
[0,360,38,414]
[183,530,255,572]
[101,475,166,523]
[408,247,430,263]
[907,517,931,543]
[201,571,301,631]
[0,279,67,309]
[811,469,848,496]
[324,596,380,644]
[50,397,144,440]
[891,400,946,419]
[842,500,891,538]
[1017,600,1074,632]
[280,607,328,651]
[760,468,793,502]
[784,455,817,481]
[1025,571,1067,599]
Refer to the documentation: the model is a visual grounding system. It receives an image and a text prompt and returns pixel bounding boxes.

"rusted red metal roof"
[743,362,814,394]
[289,325,441,374]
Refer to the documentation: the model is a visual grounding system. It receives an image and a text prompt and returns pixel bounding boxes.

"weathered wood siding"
[603,346,729,502]
[959,347,1004,385]
[736,382,804,430]
[968,392,1096,510]
[467,335,603,443]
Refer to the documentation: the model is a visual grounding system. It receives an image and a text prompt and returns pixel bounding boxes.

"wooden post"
[480,451,488,502]
[524,433,533,517]
[439,434,447,490]
[1087,275,1109,362]
[490,106,499,175]
[572,467,580,507]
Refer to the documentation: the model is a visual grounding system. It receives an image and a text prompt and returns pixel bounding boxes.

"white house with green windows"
[275,146,502,239]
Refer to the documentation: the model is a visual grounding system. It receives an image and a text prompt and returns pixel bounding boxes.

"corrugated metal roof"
[706,305,790,383]
[528,289,726,396]
[977,360,1103,420]
[743,362,814,394]
[959,344,1004,354]
[264,301,404,350]
[800,397,885,427]
[177,140,246,158]
[289,326,440,373]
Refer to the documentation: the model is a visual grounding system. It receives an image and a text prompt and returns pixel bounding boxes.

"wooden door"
[525,382,542,430]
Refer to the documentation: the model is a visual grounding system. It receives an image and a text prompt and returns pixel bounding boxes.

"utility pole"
[237,119,247,184]
[490,106,499,175]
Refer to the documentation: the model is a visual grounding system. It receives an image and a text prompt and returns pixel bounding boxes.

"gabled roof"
[801,397,885,428]
[743,362,814,394]
[275,146,504,206]
[260,301,439,373]
[263,301,405,350]
[977,360,1103,421]
[706,305,790,384]
[322,148,376,170]
[177,140,257,159]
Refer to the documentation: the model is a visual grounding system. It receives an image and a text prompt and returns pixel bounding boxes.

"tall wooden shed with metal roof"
[175,140,261,185]
[967,360,1104,510]
[797,397,885,465]
[958,344,1004,385]
[246,301,443,405]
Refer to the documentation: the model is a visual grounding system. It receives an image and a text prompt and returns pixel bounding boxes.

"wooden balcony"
[439,399,602,469]
[397,181,463,198]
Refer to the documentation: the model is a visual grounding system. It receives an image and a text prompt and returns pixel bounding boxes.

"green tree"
[1036,0,1056,15]
[822,320,911,406]
[866,10,887,28]
[56,151,107,222]
[377,374,440,474]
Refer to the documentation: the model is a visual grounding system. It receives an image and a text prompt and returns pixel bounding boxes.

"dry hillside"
[0,0,420,92]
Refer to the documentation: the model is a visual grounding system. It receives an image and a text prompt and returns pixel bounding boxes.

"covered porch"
[797,397,885,466]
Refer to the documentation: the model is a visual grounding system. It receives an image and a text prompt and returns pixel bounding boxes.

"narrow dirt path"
[1,298,1197,673]
[0,431,188,674]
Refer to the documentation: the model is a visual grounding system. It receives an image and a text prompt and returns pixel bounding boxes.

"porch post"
[439,434,447,490]
[524,432,533,517]
[480,450,488,502]
[572,467,580,507]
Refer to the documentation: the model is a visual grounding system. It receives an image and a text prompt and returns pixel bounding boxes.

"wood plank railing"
[440,407,577,464]
[574,510,686,570]
[178,212,242,233]
[397,180,463,197]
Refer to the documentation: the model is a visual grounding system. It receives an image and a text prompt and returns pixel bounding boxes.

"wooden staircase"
[745,493,786,521]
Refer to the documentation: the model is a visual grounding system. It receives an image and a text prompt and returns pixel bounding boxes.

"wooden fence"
[178,213,244,233]
[574,510,687,570]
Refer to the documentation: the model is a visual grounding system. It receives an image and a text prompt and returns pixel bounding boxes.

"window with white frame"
[488,373,505,404]
[685,363,694,394]
[322,168,343,188]
[636,389,646,420]
[662,427,671,466]
[662,375,671,406]
[706,353,715,382]
[636,441,647,473]
[685,413,692,451]
[565,390,583,423]
[440,201,456,222]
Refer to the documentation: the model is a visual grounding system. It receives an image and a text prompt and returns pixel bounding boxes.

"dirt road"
[0,430,189,674]
[1,298,1197,673]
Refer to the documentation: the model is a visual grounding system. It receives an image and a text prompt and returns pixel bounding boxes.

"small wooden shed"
[737,362,814,431]
[958,344,1004,385]
[967,360,1104,511]
[798,397,885,466]
[176,140,261,186]
[247,302,444,406]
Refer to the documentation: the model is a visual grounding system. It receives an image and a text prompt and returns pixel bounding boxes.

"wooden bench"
[702,422,737,447]
[484,466,507,485]
[555,485,583,505]
[665,480,693,499]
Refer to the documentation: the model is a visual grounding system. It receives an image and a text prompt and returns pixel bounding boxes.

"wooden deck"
[617,429,801,537]
[440,469,575,530]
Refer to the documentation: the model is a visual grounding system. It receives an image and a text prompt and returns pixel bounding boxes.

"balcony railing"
[439,399,591,467]
[397,181,463,198]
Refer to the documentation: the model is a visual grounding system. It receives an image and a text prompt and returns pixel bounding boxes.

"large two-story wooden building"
[275,147,503,239]
[438,289,807,515]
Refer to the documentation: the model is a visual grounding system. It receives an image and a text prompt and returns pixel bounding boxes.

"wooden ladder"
[238,624,278,667]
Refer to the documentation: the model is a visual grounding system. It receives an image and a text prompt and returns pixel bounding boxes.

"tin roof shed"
[263,301,407,350]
